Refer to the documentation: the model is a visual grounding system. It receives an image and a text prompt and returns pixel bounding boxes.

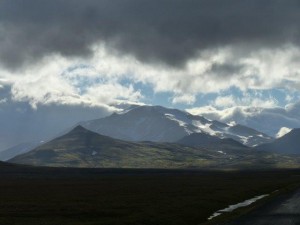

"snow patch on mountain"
[192,121,218,136]
[164,113,193,135]
[276,127,292,138]
[92,151,97,156]
[217,151,226,155]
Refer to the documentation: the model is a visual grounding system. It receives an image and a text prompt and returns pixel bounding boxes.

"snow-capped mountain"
[80,105,272,147]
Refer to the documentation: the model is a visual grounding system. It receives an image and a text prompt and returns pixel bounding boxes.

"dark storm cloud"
[1,0,300,69]
[209,63,245,77]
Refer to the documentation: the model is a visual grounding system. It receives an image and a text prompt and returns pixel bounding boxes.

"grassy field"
[0,163,300,225]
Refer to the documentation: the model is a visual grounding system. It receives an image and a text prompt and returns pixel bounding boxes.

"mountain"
[9,126,300,169]
[80,105,272,147]
[255,128,300,154]
[0,142,41,161]
[178,133,246,149]
[9,126,141,167]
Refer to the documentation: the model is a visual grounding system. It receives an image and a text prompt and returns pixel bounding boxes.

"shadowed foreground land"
[0,163,300,225]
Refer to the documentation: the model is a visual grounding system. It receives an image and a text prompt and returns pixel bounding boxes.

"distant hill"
[255,128,300,154]
[0,142,40,161]
[80,105,272,147]
[9,126,300,169]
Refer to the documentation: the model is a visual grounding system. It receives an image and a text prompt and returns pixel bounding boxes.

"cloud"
[84,83,143,105]
[0,53,144,109]
[0,98,7,104]
[91,44,300,97]
[1,1,300,106]
[187,101,300,137]
[213,96,236,108]
[286,101,300,115]
[2,0,300,70]
[1,42,300,108]
[212,94,278,108]
[172,94,196,105]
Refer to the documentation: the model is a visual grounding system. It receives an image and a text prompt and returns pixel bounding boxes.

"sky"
[1,0,300,150]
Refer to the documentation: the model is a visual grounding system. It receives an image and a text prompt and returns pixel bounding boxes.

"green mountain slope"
[9,126,300,169]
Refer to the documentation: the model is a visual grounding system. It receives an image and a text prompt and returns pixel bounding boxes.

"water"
[208,194,269,220]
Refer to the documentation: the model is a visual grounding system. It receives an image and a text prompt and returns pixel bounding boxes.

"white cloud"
[87,44,300,104]
[2,52,144,109]
[186,106,219,117]
[0,98,7,104]
[276,127,292,138]
[172,94,196,105]
[1,43,300,109]
[84,83,143,105]
[212,94,278,109]
[213,95,236,108]
[186,101,300,137]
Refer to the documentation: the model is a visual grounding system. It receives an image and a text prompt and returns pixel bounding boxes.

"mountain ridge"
[9,125,300,169]
[80,105,272,147]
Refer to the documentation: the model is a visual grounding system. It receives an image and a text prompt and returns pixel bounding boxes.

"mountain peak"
[68,125,93,135]
[72,125,88,132]
[67,125,118,142]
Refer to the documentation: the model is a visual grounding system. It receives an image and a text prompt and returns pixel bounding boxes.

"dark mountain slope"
[255,129,300,154]
[178,133,246,149]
